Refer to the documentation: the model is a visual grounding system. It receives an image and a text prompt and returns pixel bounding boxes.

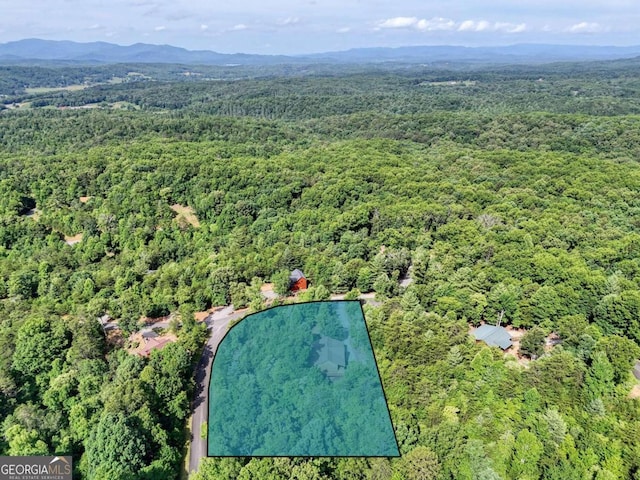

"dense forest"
[208,302,397,457]
[1,58,640,479]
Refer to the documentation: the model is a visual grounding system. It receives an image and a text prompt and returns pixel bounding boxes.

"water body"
[207,301,399,456]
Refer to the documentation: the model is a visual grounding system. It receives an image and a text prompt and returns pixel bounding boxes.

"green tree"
[557,315,590,350]
[84,413,147,479]
[192,458,244,480]
[230,282,249,309]
[344,288,361,301]
[487,282,520,326]
[520,326,546,359]
[585,351,615,399]
[4,424,49,456]
[540,408,567,446]
[12,316,68,384]
[400,446,440,480]
[509,429,543,480]
[179,303,197,331]
[594,335,640,384]
[272,270,292,296]
[356,267,375,293]
[314,284,331,300]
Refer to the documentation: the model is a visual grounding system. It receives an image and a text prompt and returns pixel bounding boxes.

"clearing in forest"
[170,204,200,227]
[24,84,89,94]
[207,301,399,457]
[24,208,41,220]
[64,233,83,245]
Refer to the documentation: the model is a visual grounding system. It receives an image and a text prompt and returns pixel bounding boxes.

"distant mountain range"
[1,39,640,66]
[0,39,297,65]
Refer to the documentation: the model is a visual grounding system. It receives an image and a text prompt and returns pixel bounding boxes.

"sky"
[1,0,639,54]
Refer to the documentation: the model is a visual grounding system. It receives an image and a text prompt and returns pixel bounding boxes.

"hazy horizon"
[3,37,640,58]
[1,0,639,55]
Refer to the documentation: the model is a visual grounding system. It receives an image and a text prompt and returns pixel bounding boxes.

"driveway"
[188,306,244,476]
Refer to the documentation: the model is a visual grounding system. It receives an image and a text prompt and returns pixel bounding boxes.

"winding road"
[187,306,244,476]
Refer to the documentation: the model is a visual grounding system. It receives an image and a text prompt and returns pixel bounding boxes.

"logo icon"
[1,455,72,480]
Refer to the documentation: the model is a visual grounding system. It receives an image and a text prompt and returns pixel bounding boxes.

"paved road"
[188,306,244,476]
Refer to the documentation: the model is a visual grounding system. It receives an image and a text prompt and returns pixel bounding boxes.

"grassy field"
[24,84,89,94]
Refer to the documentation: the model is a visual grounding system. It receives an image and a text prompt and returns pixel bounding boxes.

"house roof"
[316,336,346,369]
[139,337,173,357]
[634,360,640,381]
[472,324,513,350]
[290,269,306,282]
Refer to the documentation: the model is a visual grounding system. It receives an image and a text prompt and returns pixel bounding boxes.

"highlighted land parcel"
[207,301,399,457]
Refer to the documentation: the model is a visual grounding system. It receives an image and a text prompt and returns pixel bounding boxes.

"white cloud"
[476,20,492,31]
[567,21,604,33]
[415,17,456,31]
[337,27,351,33]
[459,20,526,33]
[231,23,248,31]
[378,17,419,29]
[200,24,208,31]
[379,16,456,31]
[459,20,492,32]
[154,25,166,31]
[378,17,527,34]
[458,20,476,31]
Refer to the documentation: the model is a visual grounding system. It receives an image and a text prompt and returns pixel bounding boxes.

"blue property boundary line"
[205,299,400,458]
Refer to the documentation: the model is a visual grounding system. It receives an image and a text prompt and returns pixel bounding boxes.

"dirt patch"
[260,283,274,293]
[79,196,92,203]
[629,385,640,400]
[170,204,200,228]
[106,329,125,348]
[503,326,526,362]
[195,307,220,322]
[64,233,83,245]
[261,283,278,300]
[505,326,526,340]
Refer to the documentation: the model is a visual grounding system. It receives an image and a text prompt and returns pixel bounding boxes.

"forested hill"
[2,39,640,65]
[1,61,640,479]
[3,57,640,115]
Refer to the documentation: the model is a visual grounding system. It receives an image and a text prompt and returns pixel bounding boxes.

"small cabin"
[472,324,513,350]
[289,269,308,292]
